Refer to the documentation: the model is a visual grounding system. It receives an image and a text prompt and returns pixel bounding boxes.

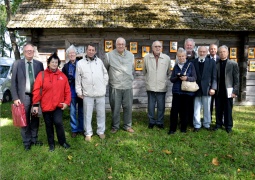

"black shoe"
[226,129,232,133]
[24,145,31,151]
[71,132,77,138]
[157,124,164,129]
[148,123,155,129]
[49,144,55,152]
[193,128,200,132]
[204,127,211,131]
[213,126,221,131]
[61,142,70,149]
[31,141,43,146]
[168,131,175,135]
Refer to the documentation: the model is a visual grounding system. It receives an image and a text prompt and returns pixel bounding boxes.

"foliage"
[0,102,255,179]
[0,0,23,58]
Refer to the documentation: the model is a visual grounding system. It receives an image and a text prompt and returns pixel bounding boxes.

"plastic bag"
[12,103,27,127]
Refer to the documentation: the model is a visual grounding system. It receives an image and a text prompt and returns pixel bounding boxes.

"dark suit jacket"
[193,57,217,96]
[11,59,44,103]
[216,59,239,96]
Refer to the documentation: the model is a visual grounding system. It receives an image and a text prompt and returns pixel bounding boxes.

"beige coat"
[143,53,171,92]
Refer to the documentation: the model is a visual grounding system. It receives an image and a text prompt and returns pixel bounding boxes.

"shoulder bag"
[181,63,199,92]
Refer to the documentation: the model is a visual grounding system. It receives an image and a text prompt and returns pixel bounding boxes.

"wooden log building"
[7,0,255,108]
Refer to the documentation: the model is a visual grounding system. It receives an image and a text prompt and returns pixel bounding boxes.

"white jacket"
[75,56,108,97]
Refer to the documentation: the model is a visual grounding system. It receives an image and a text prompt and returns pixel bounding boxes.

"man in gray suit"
[11,43,44,150]
[214,45,239,133]
[193,46,217,132]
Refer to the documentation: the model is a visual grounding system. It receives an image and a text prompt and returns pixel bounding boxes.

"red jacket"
[33,68,71,112]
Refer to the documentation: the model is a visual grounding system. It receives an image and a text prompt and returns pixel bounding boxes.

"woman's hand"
[32,107,39,115]
[180,76,187,81]
[60,103,68,110]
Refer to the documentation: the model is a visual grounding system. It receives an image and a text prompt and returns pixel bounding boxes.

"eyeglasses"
[116,44,125,47]
[24,50,34,53]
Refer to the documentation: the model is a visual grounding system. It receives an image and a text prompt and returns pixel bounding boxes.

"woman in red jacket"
[32,52,71,151]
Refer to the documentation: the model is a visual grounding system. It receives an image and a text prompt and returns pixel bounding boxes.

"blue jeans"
[70,97,84,133]
[147,91,166,125]
[193,96,211,128]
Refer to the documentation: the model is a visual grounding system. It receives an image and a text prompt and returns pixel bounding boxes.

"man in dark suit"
[207,44,220,120]
[193,46,217,132]
[214,45,239,133]
[11,43,44,150]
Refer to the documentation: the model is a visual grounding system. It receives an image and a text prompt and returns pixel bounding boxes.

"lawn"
[0,102,255,180]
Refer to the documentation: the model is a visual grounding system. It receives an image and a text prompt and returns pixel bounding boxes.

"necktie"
[200,59,203,63]
[28,62,34,92]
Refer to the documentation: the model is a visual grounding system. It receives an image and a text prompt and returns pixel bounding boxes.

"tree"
[1,0,23,59]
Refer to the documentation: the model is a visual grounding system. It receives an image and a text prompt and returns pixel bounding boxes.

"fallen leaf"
[108,167,112,173]
[108,176,113,179]
[227,154,233,158]
[162,150,171,154]
[148,149,153,152]
[237,168,241,172]
[204,153,208,157]
[95,143,99,147]
[67,155,73,160]
[212,158,219,166]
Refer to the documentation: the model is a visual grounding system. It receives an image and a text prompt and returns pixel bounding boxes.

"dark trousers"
[147,91,166,125]
[22,94,39,146]
[43,108,66,146]
[215,95,233,129]
[170,94,192,132]
[187,96,195,126]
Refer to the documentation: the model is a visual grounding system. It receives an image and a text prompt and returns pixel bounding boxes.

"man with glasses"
[143,41,171,129]
[104,37,135,134]
[11,43,44,151]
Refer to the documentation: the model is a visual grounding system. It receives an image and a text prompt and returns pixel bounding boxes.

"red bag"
[11,104,27,127]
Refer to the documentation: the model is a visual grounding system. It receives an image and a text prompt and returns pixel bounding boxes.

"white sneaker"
[85,135,91,142]
[99,134,106,139]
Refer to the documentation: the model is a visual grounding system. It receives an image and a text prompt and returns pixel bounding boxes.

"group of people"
[11,37,239,152]
[168,39,239,134]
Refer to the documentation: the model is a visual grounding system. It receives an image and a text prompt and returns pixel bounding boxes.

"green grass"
[0,102,255,180]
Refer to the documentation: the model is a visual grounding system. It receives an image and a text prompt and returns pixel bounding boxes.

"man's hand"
[14,99,21,106]
[78,95,83,99]
[209,89,215,96]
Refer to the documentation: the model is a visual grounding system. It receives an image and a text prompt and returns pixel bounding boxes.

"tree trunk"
[4,0,21,60]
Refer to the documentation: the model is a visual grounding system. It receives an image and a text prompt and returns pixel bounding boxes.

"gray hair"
[115,37,126,46]
[177,47,186,55]
[218,45,228,52]
[66,45,77,55]
[152,40,162,48]
[184,38,195,47]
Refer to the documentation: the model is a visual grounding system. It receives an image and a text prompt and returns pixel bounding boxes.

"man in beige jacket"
[143,41,171,129]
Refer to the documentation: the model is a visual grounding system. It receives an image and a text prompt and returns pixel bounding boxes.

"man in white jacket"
[76,44,109,141]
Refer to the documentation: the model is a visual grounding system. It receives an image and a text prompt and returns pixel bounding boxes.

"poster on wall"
[142,46,150,57]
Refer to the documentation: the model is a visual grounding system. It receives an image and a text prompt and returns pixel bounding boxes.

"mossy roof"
[7,0,255,31]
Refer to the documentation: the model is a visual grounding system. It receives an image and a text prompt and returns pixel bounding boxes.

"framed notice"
[130,42,138,54]
[229,47,237,59]
[249,60,255,72]
[142,46,150,57]
[135,58,144,71]
[248,48,254,58]
[159,41,163,52]
[105,40,113,52]
[170,41,178,52]
[57,49,66,60]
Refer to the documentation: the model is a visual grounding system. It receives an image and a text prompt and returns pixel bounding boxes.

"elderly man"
[143,41,171,129]
[193,46,217,132]
[184,38,197,61]
[76,44,108,141]
[11,43,44,151]
[62,45,84,138]
[104,37,135,133]
[207,44,220,120]
[214,45,239,133]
